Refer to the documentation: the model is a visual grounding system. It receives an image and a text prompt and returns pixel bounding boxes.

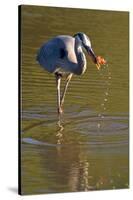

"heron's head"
[74,32,100,70]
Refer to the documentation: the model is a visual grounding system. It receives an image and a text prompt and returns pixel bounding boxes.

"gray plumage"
[37,33,99,114]
[37,33,97,75]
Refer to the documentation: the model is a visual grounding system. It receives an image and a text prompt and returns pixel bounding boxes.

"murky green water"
[20,5,129,195]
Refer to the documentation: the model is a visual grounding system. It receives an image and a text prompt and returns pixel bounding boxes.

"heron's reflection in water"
[55,115,95,191]
[68,158,95,191]
[55,115,64,157]
[56,115,64,145]
[79,160,94,191]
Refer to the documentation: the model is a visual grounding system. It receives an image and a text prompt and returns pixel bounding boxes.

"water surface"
[20,5,129,195]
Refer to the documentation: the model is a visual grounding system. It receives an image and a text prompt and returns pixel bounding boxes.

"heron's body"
[37,35,86,75]
[37,33,99,114]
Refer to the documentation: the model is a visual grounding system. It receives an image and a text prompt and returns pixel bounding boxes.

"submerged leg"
[55,73,62,114]
[60,73,73,108]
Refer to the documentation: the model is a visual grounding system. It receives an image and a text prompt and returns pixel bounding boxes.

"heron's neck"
[74,37,86,74]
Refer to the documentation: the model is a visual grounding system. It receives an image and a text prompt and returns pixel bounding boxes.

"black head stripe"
[78,33,84,41]
[73,32,90,47]
[74,32,85,43]
[73,32,83,39]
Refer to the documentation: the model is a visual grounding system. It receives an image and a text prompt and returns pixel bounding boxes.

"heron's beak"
[85,46,101,70]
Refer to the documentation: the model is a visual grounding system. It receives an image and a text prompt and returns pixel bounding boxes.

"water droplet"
[101,103,104,106]
[104,98,108,102]
[108,76,111,79]
[97,123,101,128]
[105,92,109,96]
[103,107,106,110]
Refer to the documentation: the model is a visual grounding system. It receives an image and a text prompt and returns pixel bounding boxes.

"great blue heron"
[37,32,100,114]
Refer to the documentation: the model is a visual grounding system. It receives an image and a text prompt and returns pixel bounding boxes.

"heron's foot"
[58,107,63,114]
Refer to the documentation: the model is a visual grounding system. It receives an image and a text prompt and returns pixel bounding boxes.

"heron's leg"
[55,73,62,114]
[60,73,73,108]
